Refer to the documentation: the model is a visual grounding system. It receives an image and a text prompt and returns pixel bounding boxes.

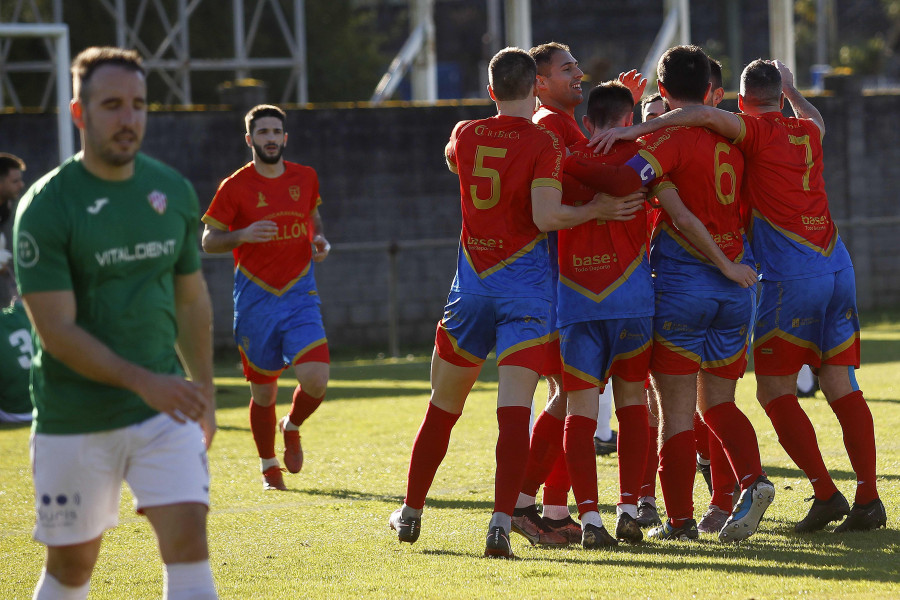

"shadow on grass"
[763,463,900,482]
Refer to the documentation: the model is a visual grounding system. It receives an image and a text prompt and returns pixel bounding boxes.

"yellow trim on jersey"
[497,333,551,364]
[462,234,547,279]
[201,214,228,231]
[650,180,677,197]
[238,346,284,378]
[315,196,323,208]
[750,208,838,256]
[237,262,311,297]
[532,178,563,191]
[700,345,747,370]
[653,332,701,364]
[547,329,560,342]
[563,362,602,388]
[638,149,664,180]
[732,116,748,144]
[822,331,860,360]
[290,338,328,365]
[752,328,820,353]
[559,250,646,303]
[438,321,485,364]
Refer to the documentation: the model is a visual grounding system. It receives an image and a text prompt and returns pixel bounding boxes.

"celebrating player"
[15,46,217,599]
[388,47,643,559]
[203,104,331,491]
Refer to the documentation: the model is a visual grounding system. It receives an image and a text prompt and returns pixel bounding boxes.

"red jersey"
[203,161,321,294]
[533,105,586,148]
[446,115,563,298]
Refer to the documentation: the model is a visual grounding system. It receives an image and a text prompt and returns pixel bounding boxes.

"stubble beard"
[254,142,284,165]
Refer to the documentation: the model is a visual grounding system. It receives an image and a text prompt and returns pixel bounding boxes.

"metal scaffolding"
[0,0,309,109]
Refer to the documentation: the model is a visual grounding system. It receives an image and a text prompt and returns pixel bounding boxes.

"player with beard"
[203,104,331,490]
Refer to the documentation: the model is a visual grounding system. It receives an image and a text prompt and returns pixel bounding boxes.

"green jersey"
[0,302,33,416]
[14,153,201,434]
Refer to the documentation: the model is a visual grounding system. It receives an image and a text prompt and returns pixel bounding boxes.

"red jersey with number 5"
[445,115,563,300]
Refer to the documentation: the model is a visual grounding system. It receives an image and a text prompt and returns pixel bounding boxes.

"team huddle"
[389,43,886,558]
[8,38,888,599]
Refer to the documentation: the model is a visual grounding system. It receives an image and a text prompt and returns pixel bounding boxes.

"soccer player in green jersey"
[14,47,217,600]
[0,300,32,423]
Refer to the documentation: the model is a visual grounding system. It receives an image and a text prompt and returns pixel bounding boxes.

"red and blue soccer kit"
[437,115,563,372]
[203,162,329,383]
[733,112,857,374]
[533,104,586,376]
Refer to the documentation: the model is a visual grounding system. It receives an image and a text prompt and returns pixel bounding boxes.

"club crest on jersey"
[147,190,167,214]
[289,185,301,201]
[257,192,268,207]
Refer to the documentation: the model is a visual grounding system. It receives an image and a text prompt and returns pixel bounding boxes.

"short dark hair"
[529,42,571,76]
[640,92,662,109]
[245,104,287,135]
[489,47,537,101]
[71,46,144,100]
[586,81,635,129]
[657,45,711,103]
[741,59,782,106]
[709,58,724,90]
[0,153,25,178]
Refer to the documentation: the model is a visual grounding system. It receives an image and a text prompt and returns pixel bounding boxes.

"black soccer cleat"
[581,523,619,549]
[484,526,514,559]
[389,508,421,543]
[795,491,850,533]
[834,498,887,533]
[648,518,699,541]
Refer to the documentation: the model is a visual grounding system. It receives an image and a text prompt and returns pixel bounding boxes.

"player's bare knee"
[46,547,98,587]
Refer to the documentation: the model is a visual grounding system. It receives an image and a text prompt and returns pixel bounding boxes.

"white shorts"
[31,412,210,546]
[0,407,32,423]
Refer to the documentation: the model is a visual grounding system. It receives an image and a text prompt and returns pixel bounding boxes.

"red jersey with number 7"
[445,115,563,300]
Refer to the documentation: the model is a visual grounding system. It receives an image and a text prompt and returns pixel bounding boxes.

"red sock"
[564,415,599,518]
[520,411,564,497]
[249,399,277,459]
[658,430,695,526]
[829,390,878,505]
[288,385,324,426]
[542,452,572,506]
[640,425,659,498]
[765,394,838,500]
[405,403,461,510]
[709,434,737,511]
[616,405,649,506]
[693,411,710,461]
[494,406,532,515]
[703,402,763,490]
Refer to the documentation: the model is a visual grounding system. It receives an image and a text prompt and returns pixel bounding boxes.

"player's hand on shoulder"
[240,220,278,244]
[588,126,636,154]
[590,189,645,222]
[312,234,331,262]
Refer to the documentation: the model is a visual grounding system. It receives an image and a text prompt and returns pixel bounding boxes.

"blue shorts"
[235,291,329,383]
[560,317,653,390]
[435,291,550,371]
[753,268,860,375]
[651,286,754,379]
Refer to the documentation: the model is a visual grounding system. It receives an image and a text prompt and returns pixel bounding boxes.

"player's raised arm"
[655,188,757,288]
[775,60,825,137]
[590,105,742,154]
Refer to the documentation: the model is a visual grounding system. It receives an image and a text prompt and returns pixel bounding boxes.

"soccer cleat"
[614,513,643,543]
[635,501,663,528]
[834,498,887,533]
[542,515,583,544]
[581,523,619,549]
[697,458,713,495]
[697,505,730,534]
[594,430,618,456]
[648,518,699,541]
[279,416,303,474]
[262,466,287,491]
[795,491,850,533]
[718,476,775,542]
[389,508,421,543]
[510,505,568,546]
[484,526,514,559]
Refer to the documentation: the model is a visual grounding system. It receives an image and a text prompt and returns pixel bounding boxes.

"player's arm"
[656,188,757,288]
[174,270,216,448]
[564,153,652,197]
[590,106,743,154]
[776,60,825,137]
[22,290,210,422]
[531,185,645,232]
[201,220,278,253]
[311,209,331,262]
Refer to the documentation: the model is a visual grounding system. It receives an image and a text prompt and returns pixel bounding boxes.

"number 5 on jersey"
[470,145,507,210]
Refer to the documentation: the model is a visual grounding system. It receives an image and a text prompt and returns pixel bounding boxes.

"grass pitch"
[1,315,898,599]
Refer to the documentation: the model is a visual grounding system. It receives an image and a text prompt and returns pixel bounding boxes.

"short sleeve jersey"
[638,125,750,290]
[0,302,33,415]
[14,154,201,434]
[446,115,563,300]
[203,161,321,311]
[733,112,851,280]
[558,140,653,326]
